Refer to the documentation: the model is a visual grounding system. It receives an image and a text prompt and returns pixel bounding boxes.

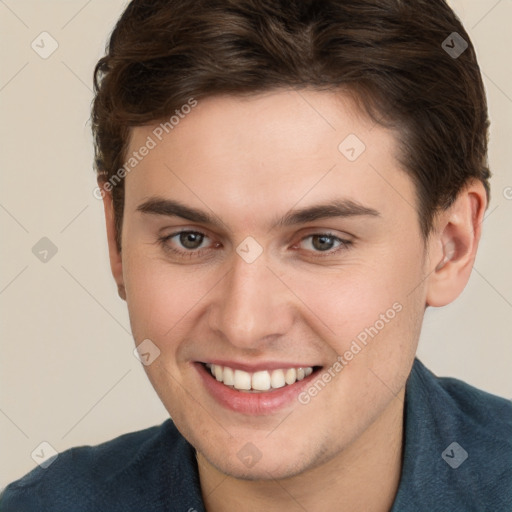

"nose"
[207,251,294,351]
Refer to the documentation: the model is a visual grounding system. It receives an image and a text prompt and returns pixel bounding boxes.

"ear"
[425,180,487,307]
[100,182,126,301]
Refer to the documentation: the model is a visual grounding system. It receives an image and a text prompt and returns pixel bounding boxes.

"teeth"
[206,364,315,392]
[285,368,297,385]
[223,366,235,386]
[234,369,251,390]
[252,371,271,391]
[270,369,286,389]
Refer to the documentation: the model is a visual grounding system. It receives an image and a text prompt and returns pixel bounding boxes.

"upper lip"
[199,360,322,372]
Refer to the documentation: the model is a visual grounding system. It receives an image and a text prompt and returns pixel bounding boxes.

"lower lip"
[194,362,320,415]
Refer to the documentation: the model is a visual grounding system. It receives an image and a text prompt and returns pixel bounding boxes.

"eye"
[175,231,207,250]
[297,233,351,256]
[157,230,214,258]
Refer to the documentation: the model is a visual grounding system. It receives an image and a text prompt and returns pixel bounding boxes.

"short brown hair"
[92,0,491,251]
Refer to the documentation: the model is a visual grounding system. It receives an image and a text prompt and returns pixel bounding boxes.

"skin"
[101,89,486,511]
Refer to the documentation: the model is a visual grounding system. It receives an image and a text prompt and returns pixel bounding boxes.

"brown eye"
[179,232,205,249]
[311,234,337,251]
[157,230,212,257]
[296,233,352,257]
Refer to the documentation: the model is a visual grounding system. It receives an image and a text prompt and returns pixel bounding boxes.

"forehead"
[124,89,416,230]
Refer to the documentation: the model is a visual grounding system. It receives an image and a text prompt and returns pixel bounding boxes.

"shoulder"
[0,419,201,511]
[410,358,512,437]
[394,359,512,511]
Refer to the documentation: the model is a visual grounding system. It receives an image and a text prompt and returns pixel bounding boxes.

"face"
[115,89,430,479]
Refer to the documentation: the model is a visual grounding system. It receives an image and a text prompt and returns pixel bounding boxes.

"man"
[2,0,511,510]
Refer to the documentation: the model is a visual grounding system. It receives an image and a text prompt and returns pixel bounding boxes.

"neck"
[197,389,405,512]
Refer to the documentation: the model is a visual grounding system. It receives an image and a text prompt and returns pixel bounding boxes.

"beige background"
[1,0,511,488]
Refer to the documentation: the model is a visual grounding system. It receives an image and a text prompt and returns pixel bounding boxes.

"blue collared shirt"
[2,359,511,511]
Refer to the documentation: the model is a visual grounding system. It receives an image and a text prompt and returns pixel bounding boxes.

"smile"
[195,361,322,415]
[205,363,315,392]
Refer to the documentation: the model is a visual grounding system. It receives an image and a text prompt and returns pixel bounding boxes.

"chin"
[198,432,335,482]
[206,451,310,481]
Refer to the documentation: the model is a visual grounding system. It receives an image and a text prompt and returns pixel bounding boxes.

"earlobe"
[425,181,487,308]
[100,184,126,301]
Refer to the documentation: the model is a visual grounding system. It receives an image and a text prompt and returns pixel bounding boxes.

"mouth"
[195,361,323,415]
[203,362,319,392]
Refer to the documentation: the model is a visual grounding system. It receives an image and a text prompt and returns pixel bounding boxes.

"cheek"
[280,242,425,358]
[122,251,207,343]
[285,267,415,343]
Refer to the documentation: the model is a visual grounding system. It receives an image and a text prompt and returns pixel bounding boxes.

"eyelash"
[156,230,353,260]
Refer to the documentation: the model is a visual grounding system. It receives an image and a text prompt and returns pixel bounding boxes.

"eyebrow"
[136,197,380,229]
